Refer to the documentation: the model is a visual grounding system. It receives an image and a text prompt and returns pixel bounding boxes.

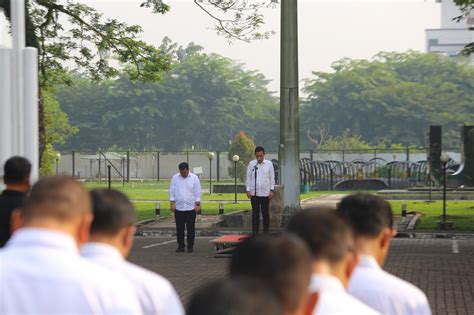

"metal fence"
[56,149,461,188]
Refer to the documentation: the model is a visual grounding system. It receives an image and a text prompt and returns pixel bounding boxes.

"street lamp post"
[438,152,453,230]
[55,152,61,175]
[232,155,240,204]
[208,152,215,195]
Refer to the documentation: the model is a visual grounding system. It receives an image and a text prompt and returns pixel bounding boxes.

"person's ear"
[380,227,394,250]
[77,213,93,246]
[122,225,136,258]
[10,208,24,233]
[345,251,360,282]
[304,291,319,315]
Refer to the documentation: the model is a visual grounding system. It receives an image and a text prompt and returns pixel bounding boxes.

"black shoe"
[176,247,185,253]
[187,247,194,253]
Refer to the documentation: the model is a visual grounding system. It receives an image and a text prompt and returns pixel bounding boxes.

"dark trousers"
[251,196,270,234]
[175,210,196,249]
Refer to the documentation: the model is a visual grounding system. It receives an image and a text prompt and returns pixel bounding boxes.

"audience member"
[0,176,141,314]
[287,208,378,315]
[81,188,184,315]
[187,277,282,315]
[230,234,318,315]
[337,193,431,315]
[0,156,31,247]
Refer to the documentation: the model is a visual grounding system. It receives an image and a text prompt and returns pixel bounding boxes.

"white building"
[425,0,474,56]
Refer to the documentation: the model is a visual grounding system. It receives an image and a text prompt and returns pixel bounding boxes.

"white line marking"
[452,240,459,254]
[142,240,176,249]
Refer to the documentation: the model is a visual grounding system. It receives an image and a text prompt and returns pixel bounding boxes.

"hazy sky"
[81,0,441,92]
[1,1,443,91]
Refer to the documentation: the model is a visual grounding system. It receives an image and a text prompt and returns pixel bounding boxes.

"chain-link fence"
[56,148,461,183]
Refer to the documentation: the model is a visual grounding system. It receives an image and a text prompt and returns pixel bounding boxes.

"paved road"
[129,237,474,315]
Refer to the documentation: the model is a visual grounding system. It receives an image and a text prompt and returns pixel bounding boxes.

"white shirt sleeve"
[169,175,176,201]
[194,175,202,202]
[246,161,253,192]
[269,162,275,191]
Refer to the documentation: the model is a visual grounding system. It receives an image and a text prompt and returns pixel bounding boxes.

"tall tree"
[302,51,474,148]
[0,0,172,169]
[57,40,279,151]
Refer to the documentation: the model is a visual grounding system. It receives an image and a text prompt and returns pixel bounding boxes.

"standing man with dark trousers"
[246,146,275,234]
[170,162,202,253]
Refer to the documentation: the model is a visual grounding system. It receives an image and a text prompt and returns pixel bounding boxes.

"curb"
[395,231,474,239]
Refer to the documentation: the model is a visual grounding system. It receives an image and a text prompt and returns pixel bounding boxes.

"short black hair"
[287,209,354,264]
[230,234,312,313]
[187,277,282,315]
[178,162,189,170]
[89,189,136,235]
[255,146,265,154]
[337,193,393,237]
[23,176,91,222]
[3,156,31,184]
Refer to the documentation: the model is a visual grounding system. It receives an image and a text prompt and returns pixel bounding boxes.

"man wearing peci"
[169,162,202,253]
[246,146,275,234]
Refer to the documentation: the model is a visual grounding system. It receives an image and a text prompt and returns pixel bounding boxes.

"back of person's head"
[90,189,136,236]
[337,193,393,238]
[287,209,354,265]
[187,277,282,315]
[230,234,316,315]
[23,176,90,221]
[3,156,31,185]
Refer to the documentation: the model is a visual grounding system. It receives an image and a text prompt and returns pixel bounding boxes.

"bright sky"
[83,0,441,92]
[1,1,442,91]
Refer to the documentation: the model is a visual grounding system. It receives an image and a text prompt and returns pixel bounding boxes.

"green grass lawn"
[83,181,474,231]
[85,180,333,221]
[390,201,474,231]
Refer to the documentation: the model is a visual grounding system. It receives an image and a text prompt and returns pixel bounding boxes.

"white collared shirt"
[169,172,202,211]
[81,242,184,315]
[0,228,142,315]
[348,255,431,315]
[310,273,379,315]
[246,159,275,197]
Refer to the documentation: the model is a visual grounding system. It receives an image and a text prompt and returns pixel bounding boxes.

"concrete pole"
[11,0,26,155]
[0,49,13,171]
[23,47,39,182]
[280,0,300,214]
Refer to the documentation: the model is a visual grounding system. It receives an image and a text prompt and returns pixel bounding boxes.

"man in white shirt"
[187,277,282,315]
[230,234,318,315]
[0,176,141,314]
[169,162,202,252]
[246,146,275,234]
[81,188,184,315]
[337,193,432,315]
[287,208,379,315]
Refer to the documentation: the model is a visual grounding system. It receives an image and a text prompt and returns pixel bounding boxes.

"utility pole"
[279,0,300,215]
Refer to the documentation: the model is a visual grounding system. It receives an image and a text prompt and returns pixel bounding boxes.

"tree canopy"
[301,51,474,149]
[56,40,279,151]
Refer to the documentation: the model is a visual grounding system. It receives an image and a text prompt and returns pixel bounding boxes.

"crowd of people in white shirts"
[0,156,432,315]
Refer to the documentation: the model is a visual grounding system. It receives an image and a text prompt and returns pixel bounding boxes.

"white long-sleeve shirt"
[81,242,185,315]
[310,273,379,315]
[0,228,142,315]
[348,255,432,315]
[169,172,201,211]
[246,159,275,197]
